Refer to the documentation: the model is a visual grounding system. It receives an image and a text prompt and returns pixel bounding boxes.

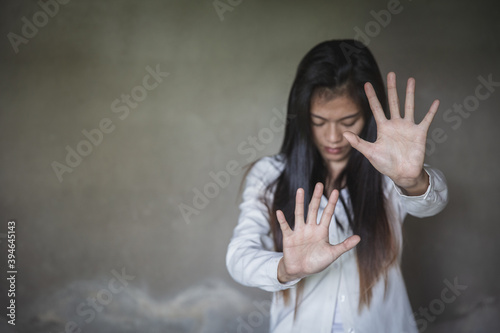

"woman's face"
[310,94,365,173]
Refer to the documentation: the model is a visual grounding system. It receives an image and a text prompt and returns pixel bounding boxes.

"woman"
[226,39,448,333]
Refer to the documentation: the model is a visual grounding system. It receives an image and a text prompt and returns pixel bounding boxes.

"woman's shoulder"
[253,153,286,170]
[246,153,286,184]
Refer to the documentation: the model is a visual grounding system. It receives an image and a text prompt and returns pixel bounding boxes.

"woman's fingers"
[319,189,339,228]
[330,235,361,259]
[294,188,305,230]
[404,77,416,122]
[343,131,374,161]
[306,183,323,225]
[387,72,401,120]
[364,82,387,124]
[276,210,292,236]
[420,99,440,129]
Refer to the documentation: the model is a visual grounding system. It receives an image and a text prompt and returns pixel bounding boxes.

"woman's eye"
[312,121,325,126]
[341,119,358,127]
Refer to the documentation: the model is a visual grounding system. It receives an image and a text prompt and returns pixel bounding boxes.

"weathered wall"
[0,0,499,332]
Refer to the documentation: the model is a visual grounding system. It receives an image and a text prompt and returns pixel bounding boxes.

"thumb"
[343,132,371,158]
[330,235,361,260]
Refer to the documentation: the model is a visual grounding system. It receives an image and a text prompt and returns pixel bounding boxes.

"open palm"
[343,72,440,190]
[276,183,360,282]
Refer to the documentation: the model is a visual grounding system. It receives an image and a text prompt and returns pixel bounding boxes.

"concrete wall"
[0,0,499,332]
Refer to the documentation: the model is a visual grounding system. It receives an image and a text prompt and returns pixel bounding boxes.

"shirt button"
[340,295,345,302]
[348,329,354,333]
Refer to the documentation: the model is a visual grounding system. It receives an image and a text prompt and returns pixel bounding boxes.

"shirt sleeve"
[226,157,301,292]
[390,164,449,219]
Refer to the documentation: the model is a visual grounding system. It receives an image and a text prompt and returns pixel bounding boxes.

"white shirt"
[226,154,448,333]
[331,294,343,332]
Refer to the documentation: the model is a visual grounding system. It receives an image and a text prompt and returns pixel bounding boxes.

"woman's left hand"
[343,72,440,196]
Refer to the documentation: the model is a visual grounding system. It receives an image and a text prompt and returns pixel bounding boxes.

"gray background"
[1,0,499,332]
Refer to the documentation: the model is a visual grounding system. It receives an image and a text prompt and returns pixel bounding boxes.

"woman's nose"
[326,123,343,143]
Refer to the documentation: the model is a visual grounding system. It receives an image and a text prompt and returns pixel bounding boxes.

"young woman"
[226,39,448,333]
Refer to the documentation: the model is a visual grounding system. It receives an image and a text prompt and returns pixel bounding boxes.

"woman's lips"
[325,146,343,154]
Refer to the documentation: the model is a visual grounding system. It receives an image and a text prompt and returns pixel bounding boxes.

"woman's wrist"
[277,258,300,283]
[397,169,429,196]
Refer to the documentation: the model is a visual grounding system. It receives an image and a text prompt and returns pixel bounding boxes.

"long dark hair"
[241,39,398,316]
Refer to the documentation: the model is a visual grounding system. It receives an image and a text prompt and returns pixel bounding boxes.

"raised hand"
[276,183,361,283]
[343,72,440,195]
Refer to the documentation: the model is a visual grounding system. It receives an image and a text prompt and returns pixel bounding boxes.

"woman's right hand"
[276,183,361,283]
